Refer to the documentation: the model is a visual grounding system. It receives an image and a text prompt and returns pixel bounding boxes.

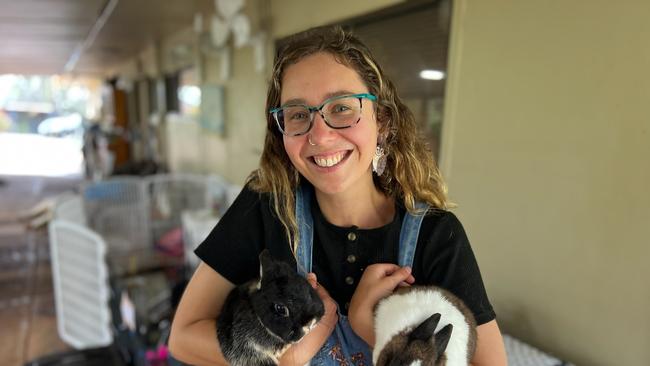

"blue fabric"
[295,184,428,365]
[397,200,429,267]
[295,184,313,277]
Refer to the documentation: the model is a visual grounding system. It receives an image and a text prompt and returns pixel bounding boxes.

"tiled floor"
[0,175,81,366]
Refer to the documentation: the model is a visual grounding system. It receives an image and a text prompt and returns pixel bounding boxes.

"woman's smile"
[310,150,352,169]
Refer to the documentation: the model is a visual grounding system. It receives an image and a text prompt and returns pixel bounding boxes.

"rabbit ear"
[434,324,453,356]
[258,249,274,279]
[409,313,441,343]
[386,357,403,366]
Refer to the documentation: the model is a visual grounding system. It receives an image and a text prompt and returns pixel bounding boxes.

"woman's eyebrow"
[281,98,306,106]
[323,90,356,100]
[281,90,357,106]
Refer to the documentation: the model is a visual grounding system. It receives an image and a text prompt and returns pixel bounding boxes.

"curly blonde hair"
[248,26,449,255]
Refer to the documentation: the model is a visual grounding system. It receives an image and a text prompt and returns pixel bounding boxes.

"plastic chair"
[53,193,87,226]
[47,220,112,349]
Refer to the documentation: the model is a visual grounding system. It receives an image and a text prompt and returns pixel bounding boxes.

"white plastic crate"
[48,220,112,349]
[504,334,574,366]
[224,183,242,210]
[181,209,219,270]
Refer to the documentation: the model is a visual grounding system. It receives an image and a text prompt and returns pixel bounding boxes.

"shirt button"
[346,254,356,263]
[345,276,354,285]
[347,232,357,241]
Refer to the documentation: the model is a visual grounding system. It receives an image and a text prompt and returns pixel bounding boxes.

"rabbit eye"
[273,303,290,317]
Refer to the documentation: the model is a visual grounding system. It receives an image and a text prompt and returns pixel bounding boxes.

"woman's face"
[280,52,379,197]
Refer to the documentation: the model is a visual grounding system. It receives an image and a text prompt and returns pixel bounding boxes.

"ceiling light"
[419,70,445,80]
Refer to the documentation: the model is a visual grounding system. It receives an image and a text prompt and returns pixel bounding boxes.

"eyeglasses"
[270,93,377,136]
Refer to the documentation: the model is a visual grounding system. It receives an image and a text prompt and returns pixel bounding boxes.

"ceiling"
[0,0,450,99]
[0,0,213,76]
[350,1,450,99]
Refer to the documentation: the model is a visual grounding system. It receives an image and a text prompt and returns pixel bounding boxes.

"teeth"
[314,152,345,167]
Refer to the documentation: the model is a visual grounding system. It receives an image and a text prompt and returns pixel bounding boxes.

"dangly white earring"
[372,145,387,176]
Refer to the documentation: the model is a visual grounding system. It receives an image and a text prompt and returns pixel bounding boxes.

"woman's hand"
[348,263,415,347]
[306,272,339,331]
[278,273,338,366]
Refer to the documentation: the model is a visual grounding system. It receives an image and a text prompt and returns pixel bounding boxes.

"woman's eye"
[273,303,290,317]
[288,111,309,121]
[331,104,351,113]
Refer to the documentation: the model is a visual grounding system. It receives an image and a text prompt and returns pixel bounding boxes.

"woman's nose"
[308,112,334,145]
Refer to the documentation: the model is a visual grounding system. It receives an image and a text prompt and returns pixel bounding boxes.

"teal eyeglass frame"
[270,93,377,136]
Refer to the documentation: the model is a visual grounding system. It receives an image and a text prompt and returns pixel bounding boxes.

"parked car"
[37,113,83,136]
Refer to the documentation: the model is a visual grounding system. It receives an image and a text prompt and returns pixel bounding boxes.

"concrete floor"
[0,175,81,366]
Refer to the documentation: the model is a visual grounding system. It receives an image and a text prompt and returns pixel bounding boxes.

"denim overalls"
[295,184,428,366]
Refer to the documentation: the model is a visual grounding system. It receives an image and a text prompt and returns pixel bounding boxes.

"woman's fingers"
[365,264,415,282]
[365,263,401,277]
[307,273,335,303]
[306,272,317,286]
[305,273,338,330]
[364,264,414,291]
[384,266,413,290]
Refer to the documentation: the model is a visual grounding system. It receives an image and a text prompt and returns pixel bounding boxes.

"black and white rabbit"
[217,249,325,366]
[373,286,477,366]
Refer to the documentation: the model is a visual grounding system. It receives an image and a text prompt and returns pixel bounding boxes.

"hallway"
[0,175,81,365]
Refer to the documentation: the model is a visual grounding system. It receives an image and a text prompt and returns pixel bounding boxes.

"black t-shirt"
[195,184,496,325]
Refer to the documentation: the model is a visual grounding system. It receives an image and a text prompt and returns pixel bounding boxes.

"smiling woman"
[169,26,507,366]
[279,53,381,198]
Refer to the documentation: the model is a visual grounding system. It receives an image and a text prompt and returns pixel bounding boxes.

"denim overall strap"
[397,201,430,268]
[295,183,314,276]
[294,184,373,365]
[294,185,431,365]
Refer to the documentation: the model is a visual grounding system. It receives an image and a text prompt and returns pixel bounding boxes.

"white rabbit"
[373,286,477,366]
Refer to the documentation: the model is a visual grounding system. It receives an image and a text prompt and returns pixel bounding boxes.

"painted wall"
[441,1,650,365]
[201,41,269,183]
[270,0,404,38]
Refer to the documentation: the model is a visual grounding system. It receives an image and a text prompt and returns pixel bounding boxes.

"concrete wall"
[441,1,650,365]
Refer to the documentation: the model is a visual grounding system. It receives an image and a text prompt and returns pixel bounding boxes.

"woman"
[169,26,507,365]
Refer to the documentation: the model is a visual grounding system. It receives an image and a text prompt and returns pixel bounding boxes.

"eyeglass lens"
[277,96,362,136]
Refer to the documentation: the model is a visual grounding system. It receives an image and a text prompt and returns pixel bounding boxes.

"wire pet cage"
[146,174,211,248]
[82,177,151,253]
